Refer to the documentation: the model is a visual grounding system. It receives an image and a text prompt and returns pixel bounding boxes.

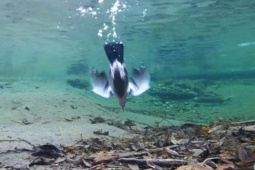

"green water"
[1,0,255,124]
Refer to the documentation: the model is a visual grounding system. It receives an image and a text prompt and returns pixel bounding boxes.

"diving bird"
[91,42,150,111]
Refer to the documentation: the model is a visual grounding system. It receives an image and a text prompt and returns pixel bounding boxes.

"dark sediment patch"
[66,79,90,89]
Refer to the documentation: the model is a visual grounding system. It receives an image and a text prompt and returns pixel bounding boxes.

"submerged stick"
[118,158,188,166]
[0,138,35,148]
[231,120,255,125]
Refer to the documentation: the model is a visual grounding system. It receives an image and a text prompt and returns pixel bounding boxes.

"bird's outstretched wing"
[128,65,150,96]
[91,69,113,98]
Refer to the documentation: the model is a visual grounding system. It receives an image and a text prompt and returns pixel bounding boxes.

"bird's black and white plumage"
[91,42,150,111]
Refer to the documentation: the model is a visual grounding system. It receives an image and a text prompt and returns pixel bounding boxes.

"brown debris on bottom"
[1,120,255,170]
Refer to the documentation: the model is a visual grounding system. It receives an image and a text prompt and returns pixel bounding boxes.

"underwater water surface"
[0,0,255,124]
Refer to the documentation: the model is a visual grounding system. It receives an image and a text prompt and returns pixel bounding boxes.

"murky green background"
[1,0,255,124]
